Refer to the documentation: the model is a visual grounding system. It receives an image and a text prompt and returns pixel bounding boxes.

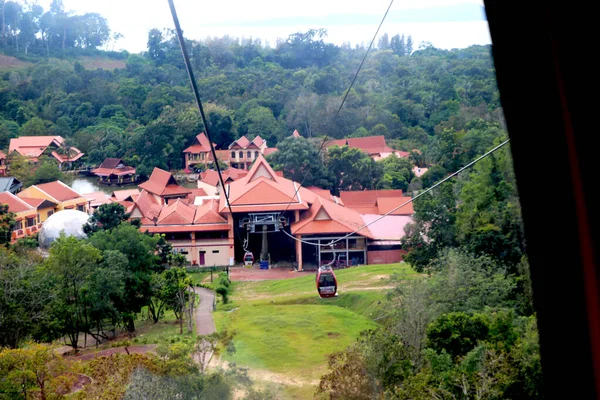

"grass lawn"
[214,304,376,380]
[135,308,196,345]
[234,263,416,300]
[212,263,415,386]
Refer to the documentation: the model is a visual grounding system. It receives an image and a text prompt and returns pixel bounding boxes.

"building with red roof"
[228,135,275,170]
[124,156,412,269]
[324,135,410,161]
[0,191,42,241]
[183,133,216,171]
[8,136,84,168]
[138,167,191,205]
[18,181,88,214]
[91,158,137,186]
[340,189,414,216]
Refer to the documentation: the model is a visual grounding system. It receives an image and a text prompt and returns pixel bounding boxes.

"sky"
[30,0,491,53]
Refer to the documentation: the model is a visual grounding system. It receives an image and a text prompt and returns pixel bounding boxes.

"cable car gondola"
[243,251,254,267]
[316,264,338,298]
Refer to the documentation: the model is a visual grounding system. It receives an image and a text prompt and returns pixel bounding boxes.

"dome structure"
[38,209,90,249]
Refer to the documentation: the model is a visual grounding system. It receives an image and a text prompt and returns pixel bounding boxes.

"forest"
[0,2,541,398]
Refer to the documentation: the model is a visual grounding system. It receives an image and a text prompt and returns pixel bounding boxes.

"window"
[255,151,259,158]
[247,151,252,158]
[212,250,220,254]
[231,151,236,158]
[47,210,54,217]
[238,151,243,158]
[201,153,205,160]
[26,217,36,227]
[77,205,85,212]
[15,220,22,230]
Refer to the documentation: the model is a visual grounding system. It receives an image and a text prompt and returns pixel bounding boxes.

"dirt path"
[194,287,216,335]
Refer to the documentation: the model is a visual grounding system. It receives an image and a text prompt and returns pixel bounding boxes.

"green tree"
[0,203,15,247]
[19,117,48,136]
[267,136,330,187]
[44,235,102,350]
[325,146,383,195]
[83,202,136,235]
[89,224,161,332]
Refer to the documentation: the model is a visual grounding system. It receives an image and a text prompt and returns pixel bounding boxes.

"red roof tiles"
[194,200,227,224]
[324,135,395,156]
[292,130,301,138]
[91,158,136,176]
[0,150,6,160]
[230,136,250,149]
[0,192,33,213]
[183,133,213,154]
[9,136,84,163]
[111,189,140,201]
[35,181,84,202]
[292,196,374,238]
[340,190,413,216]
[139,168,190,197]
[157,199,197,224]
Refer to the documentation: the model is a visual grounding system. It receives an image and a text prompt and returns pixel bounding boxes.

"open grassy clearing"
[214,304,376,381]
[212,263,414,391]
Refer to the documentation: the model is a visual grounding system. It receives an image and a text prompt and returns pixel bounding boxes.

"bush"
[216,286,229,304]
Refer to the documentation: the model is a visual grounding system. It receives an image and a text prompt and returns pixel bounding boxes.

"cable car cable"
[167,0,246,255]
[280,138,511,247]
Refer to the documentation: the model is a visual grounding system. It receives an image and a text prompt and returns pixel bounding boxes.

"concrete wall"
[171,239,230,266]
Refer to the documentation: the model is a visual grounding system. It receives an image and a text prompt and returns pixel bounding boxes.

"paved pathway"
[194,287,216,335]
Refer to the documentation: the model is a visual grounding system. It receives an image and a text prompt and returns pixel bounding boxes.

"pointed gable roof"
[292,129,301,138]
[194,199,228,224]
[139,168,190,197]
[220,155,308,213]
[0,150,6,159]
[157,199,196,225]
[131,189,161,223]
[111,189,140,201]
[183,132,213,154]
[292,196,374,238]
[229,135,250,149]
[252,136,265,147]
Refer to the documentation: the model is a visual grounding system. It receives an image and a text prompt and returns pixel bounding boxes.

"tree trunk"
[187,289,194,333]
[62,25,66,51]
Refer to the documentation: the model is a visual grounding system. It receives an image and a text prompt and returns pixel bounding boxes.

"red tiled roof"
[35,181,84,202]
[292,196,373,238]
[324,136,395,156]
[252,136,265,147]
[0,192,33,213]
[305,186,344,205]
[132,190,161,220]
[377,197,414,215]
[51,149,84,163]
[9,136,59,156]
[340,190,404,207]
[362,214,413,240]
[194,200,228,224]
[0,150,6,159]
[112,199,134,213]
[139,168,190,197]
[187,188,208,204]
[230,136,250,149]
[92,158,136,176]
[183,133,212,153]
[292,129,301,138]
[263,148,278,156]
[83,191,111,208]
[224,167,248,181]
[200,170,221,187]
[220,155,308,213]
[157,199,196,224]
[111,189,140,201]
[141,224,230,233]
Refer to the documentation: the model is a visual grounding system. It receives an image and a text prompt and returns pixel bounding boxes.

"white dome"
[39,209,90,249]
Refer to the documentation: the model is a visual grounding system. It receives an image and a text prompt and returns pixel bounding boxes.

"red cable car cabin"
[243,251,254,266]
[316,266,338,298]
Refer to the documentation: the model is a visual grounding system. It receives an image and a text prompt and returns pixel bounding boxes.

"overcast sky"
[30,0,490,53]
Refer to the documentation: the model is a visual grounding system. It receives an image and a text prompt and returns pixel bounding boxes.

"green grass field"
[213,263,413,390]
